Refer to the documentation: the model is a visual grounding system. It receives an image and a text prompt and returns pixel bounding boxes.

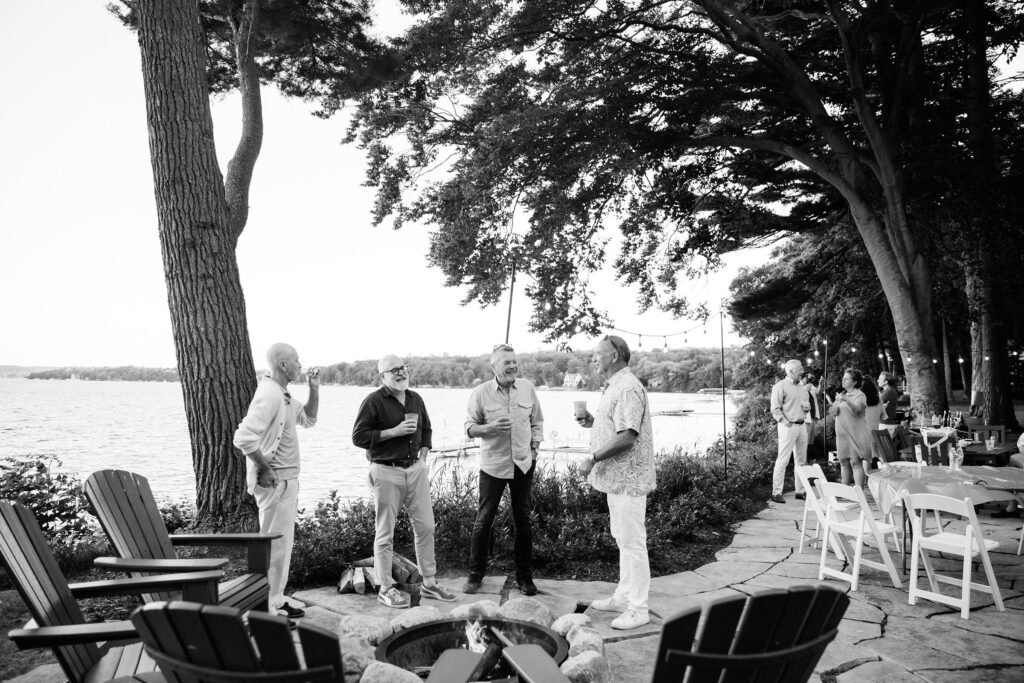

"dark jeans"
[468,462,534,581]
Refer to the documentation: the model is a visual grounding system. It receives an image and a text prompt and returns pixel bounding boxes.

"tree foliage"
[343,0,1024,415]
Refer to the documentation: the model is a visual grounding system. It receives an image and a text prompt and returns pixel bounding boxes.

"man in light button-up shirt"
[463,344,544,595]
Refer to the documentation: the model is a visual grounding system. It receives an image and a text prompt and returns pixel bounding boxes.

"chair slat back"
[132,602,343,683]
[0,502,99,683]
[902,492,981,548]
[652,586,849,683]
[85,470,178,602]
[870,430,898,463]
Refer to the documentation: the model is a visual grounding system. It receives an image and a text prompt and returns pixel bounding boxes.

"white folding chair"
[901,491,1004,619]
[818,481,902,591]
[795,464,856,556]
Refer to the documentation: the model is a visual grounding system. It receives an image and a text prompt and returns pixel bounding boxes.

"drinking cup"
[986,437,995,451]
[573,401,587,419]
[913,462,923,479]
[405,412,419,427]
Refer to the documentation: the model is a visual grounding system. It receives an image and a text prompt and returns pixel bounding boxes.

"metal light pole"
[720,308,728,473]
[504,263,516,344]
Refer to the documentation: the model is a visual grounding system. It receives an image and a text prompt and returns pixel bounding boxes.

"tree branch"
[224,0,263,243]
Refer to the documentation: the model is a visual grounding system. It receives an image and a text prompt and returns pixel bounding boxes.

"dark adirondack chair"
[650,585,849,683]
[127,601,344,682]
[84,469,277,612]
[870,430,899,464]
[0,501,222,683]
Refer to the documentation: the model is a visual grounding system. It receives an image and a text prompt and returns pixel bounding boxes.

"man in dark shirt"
[878,372,899,436]
[352,354,455,608]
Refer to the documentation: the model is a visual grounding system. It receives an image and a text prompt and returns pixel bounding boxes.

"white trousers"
[607,493,650,612]
[252,478,299,611]
[774,423,808,495]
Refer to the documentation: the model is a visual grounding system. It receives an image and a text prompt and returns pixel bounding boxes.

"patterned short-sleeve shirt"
[588,367,656,496]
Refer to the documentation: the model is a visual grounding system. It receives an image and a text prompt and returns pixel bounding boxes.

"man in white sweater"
[233,343,319,618]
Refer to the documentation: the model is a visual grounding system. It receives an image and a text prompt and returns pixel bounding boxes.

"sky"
[0,1,768,369]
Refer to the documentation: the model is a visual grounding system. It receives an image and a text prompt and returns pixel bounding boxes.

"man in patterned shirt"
[576,335,655,630]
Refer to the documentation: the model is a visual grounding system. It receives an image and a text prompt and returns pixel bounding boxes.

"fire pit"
[375,617,569,681]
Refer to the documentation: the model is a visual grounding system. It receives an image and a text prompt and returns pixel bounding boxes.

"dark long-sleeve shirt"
[352,385,433,463]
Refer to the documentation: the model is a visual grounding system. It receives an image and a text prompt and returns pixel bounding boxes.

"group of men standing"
[231,336,655,630]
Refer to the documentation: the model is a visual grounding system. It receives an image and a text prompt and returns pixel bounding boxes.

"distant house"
[562,372,585,389]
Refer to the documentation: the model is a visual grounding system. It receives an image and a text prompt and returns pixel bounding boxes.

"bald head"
[266,343,300,386]
[378,354,403,373]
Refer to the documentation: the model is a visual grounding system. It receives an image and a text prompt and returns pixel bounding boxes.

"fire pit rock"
[449,599,500,620]
[335,614,394,645]
[552,613,592,636]
[337,636,376,683]
[389,605,443,632]
[561,650,611,683]
[359,660,422,683]
[566,625,604,657]
[496,596,555,627]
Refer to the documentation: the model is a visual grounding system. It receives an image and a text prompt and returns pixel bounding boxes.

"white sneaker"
[421,583,456,602]
[590,596,627,612]
[611,608,650,630]
[377,586,410,609]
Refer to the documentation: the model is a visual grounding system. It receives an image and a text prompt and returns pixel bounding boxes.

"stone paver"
[11,489,1024,683]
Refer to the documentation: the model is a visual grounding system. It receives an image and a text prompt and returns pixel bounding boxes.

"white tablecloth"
[867,465,1024,514]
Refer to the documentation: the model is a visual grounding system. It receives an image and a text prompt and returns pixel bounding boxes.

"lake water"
[0,378,736,509]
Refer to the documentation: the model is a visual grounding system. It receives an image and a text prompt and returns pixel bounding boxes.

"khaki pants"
[774,422,808,495]
[368,461,436,588]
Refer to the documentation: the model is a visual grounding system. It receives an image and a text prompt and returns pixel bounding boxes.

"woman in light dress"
[828,368,871,487]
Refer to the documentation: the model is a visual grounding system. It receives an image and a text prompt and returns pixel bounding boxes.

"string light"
[749,350,756,357]
[850,346,857,353]
[637,335,642,349]
[544,302,552,311]
[958,357,964,363]
[663,336,668,350]
[932,359,937,364]
[814,350,819,357]
[984,355,990,361]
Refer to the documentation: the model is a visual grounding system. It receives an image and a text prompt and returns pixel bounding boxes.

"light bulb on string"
[958,357,964,364]
[806,358,812,365]
[637,335,642,349]
[663,336,668,350]
[984,355,990,361]
[878,352,884,359]
[813,350,819,357]
[851,346,857,353]
[544,302,552,311]
[749,350,756,357]
[931,359,937,364]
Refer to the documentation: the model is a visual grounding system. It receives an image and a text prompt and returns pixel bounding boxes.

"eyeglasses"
[383,365,409,375]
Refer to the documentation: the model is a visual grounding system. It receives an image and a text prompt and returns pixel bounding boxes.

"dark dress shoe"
[278,602,305,619]
[795,492,806,501]
[771,494,786,504]
[462,578,483,594]
[517,578,538,596]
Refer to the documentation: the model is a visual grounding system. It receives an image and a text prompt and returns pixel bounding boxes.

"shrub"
[0,456,109,576]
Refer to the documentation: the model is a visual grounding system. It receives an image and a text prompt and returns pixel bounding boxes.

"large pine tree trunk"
[138,0,258,530]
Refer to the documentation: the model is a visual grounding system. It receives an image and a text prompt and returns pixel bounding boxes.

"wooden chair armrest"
[169,533,281,546]
[170,533,280,575]
[9,620,136,648]
[68,570,223,603]
[94,556,228,572]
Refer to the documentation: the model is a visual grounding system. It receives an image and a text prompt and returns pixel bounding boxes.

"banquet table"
[867,464,1024,516]
[866,464,1024,573]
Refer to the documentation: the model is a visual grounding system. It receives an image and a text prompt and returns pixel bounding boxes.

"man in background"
[233,343,319,619]
[878,372,899,436]
[352,355,456,608]
[770,359,809,503]
[464,344,544,596]
[577,335,655,630]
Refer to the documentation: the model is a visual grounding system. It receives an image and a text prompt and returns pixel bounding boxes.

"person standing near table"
[828,368,870,487]
[463,343,544,596]
[770,359,810,504]
[801,371,824,459]
[577,335,655,631]
[352,355,456,608]
[878,372,900,436]
[233,343,318,619]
